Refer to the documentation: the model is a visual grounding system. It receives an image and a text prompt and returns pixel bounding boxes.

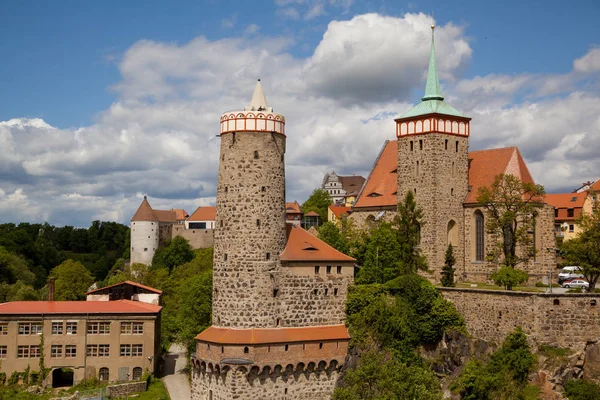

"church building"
[350,25,556,282]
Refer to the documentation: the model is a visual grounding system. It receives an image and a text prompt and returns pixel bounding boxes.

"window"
[0,323,7,335]
[475,212,485,262]
[256,219,260,227]
[52,322,63,335]
[17,345,29,358]
[30,345,40,358]
[121,322,132,335]
[445,139,448,150]
[0,346,6,358]
[224,254,228,261]
[261,186,266,192]
[326,266,332,274]
[244,347,249,354]
[18,322,42,335]
[99,344,110,357]
[266,252,270,260]
[132,344,143,357]
[325,288,329,296]
[132,322,144,335]
[416,160,419,176]
[144,248,148,252]
[51,345,63,358]
[273,289,278,297]
[410,141,413,151]
[456,141,459,152]
[554,208,558,218]
[88,322,110,335]
[133,367,143,380]
[314,266,320,274]
[65,345,77,358]
[87,345,98,357]
[319,342,323,349]
[337,266,342,274]
[285,345,289,352]
[567,208,574,218]
[569,224,574,232]
[189,222,206,229]
[419,139,423,150]
[447,220,458,246]
[313,289,318,296]
[66,322,77,335]
[334,288,339,296]
[254,150,259,159]
[99,368,109,381]
[17,345,40,358]
[120,345,131,357]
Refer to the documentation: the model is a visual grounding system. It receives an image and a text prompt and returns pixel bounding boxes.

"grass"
[130,377,170,400]
[452,282,547,292]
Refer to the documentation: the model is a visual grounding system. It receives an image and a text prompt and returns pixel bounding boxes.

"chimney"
[48,277,55,301]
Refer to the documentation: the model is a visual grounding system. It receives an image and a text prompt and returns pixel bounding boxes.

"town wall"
[441,288,600,350]
[171,224,214,249]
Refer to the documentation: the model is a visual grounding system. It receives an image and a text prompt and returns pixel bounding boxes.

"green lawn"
[452,282,547,292]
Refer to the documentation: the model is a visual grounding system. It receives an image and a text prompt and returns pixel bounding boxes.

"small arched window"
[132,367,143,380]
[447,220,458,246]
[99,367,109,381]
[254,151,259,159]
[475,211,485,262]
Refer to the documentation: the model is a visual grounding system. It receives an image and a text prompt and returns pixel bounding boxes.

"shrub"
[564,379,600,400]
[490,266,528,290]
[0,372,6,385]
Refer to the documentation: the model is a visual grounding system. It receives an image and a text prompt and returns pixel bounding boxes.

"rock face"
[584,341,600,380]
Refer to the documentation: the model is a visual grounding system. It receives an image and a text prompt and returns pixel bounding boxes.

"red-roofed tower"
[395,25,471,278]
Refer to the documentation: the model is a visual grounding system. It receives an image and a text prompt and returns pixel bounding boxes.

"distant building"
[0,281,161,387]
[186,206,217,230]
[321,172,365,206]
[545,192,588,241]
[285,201,303,225]
[328,205,351,225]
[302,210,321,229]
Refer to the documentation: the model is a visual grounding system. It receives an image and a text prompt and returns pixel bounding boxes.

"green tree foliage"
[490,266,529,290]
[441,244,456,287]
[333,350,441,400]
[394,190,427,273]
[455,327,537,399]
[318,222,349,254]
[564,379,600,400]
[151,236,194,271]
[477,173,545,268]
[301,188,332,223]
[50,260,94,300]
[561,198,600,290]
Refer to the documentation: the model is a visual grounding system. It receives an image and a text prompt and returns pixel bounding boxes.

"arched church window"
[447,220,458,246]
[475,211,485,262]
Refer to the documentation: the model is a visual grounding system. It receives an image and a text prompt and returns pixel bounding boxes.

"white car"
[563,279,589,290]
[558,266,585,284]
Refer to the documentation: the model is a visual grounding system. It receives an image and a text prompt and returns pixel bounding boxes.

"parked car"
[558,266,585,284]
[562,279,589,290]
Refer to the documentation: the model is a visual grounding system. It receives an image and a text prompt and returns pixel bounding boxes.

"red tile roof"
[131,197,158,221]
[352,140,398,209]
[590,180,600,192]
[0,300,162,315]
[86,280,162,295]
[195,324,350,344]
[466,147,535,203]
[280,224,355,262]
[173,209,189,221]
[188,206,217,221]
[546,192,586,221]
[329,205,351,219]
[338,175,366,194]
[285,201,302,214]
[304,211,320,217]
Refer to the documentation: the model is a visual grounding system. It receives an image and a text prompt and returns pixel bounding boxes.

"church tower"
[395,25,471,278]
[211,79,287,328]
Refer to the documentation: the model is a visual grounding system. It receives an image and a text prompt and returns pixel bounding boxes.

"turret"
[130,196,160,265]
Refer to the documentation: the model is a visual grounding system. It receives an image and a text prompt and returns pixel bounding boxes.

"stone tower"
[191,82,355,399]
[212,79,287,328]
[395,25,471,278]
[130,196,159,265]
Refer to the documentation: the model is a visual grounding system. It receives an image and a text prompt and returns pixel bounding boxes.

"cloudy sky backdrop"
[0,0,599,226]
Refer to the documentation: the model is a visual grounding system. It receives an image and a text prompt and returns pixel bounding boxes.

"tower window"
[285,345,289,352]
[221,346,224,353]
[224,186,228,193]
[456,141,459,152]
[256,219,260,227]
[416,161,419,177]
[414,188,417,194]
[313,289,318,296]
[220,220,223,227]
[325,288,329,296]
[266,252,271,260]
[337,266,342,274]
[276,318,280,326]
[224,254,228,261]
[410,141,413,151]
[319,342,323,349]
[445,139,448,150]
[419,139,423,150]
[314,266,320,274]
[326,266,332,274]
[254,151,259,159]
[273,289,278,297]
[244,347,249,354]
[261,186,266,192]
[334,288,338,296]
[451,188,454,196]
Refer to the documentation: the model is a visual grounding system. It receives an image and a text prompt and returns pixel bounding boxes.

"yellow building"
[328,205,351,226]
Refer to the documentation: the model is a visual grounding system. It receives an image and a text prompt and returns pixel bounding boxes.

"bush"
[0,372,5,385]
[490,266,528,290]
[564,379,600,400]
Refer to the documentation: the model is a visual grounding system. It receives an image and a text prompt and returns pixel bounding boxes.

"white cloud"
[0,14,598,226]
[574,47,600,73]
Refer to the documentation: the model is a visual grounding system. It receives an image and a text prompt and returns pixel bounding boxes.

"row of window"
[0,344,144,359]
[314,265,343,274]
[409,139,460,152]
[208,342,336,353]
[7,321,144,336]
[98,366,143,381]
[555,208,575,218]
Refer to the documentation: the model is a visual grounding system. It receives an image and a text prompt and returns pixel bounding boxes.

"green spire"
[422,25,443,101]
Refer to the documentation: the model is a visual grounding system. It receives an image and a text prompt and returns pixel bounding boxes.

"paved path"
[162,343,191,400]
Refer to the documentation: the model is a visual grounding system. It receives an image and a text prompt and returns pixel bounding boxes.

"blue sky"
[0,0,599,226]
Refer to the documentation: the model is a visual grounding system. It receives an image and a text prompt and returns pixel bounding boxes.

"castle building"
[350,26,556,282]
[190,81,355,399]
[321,172,366,206]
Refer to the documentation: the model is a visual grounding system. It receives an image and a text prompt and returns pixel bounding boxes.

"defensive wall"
[171,224,214,249]
[440,288,600,350]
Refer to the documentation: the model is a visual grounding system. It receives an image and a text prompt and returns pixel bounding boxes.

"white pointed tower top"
[220,79,285,135]
[245,79,273,112]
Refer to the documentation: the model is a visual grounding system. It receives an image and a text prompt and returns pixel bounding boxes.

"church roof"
[352,140,398,209]
[188,206,217,221]
[285,201,303,214]
[352,143,537,208]
[329,205,351,219]
[399,26,467,120]
[131,196,158,221]
[280,224,355,262]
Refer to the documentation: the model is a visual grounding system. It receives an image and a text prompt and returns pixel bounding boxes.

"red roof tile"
[353,140,398,209]
[86,281,162,295]
[338,175,366,194]
[329,205,351,219]
[285,201,302,214]
[546,192,586,221]
[280,224,355,262]
[304,211,320,217]
[590,180,600,192]
[188,206,217,221]
[131,197,158,221]
[195,325,349,344]
[173,209,189,221]
[0,300,161,315]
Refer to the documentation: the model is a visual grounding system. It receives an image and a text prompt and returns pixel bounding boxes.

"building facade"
[0,282,161,387]
[190,80,355,400]
[350,26,556,283]
[322,172,365,206]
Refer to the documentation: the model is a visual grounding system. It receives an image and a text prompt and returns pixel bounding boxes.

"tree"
[477,173,545,268]
[394,191,428,274]
[441,244,456,287]
[151,236,194,271]
[50,260,94,300]
[301,189,332,223]
[356,222,402,284]
[561,198,600,290]
[318,222,349,254]
[490,266,529,290]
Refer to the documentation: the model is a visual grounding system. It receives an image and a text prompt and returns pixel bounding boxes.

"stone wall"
[347,208,397,230]
[212,131,287,328]
[106,381,147,397]
[191,361,342,400]
[441,288,600,350]
[171,224,214,249]
[397,133,469,281]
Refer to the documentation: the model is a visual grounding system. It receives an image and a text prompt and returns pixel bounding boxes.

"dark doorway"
[52,368,74,388]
